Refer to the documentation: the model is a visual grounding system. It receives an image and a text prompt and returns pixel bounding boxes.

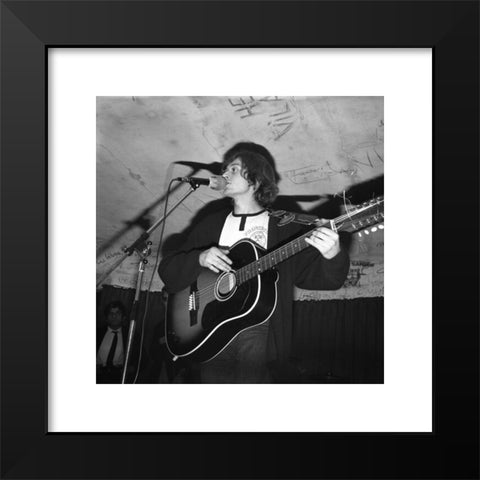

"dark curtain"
[97,286,383,383]
[292,297,384,383]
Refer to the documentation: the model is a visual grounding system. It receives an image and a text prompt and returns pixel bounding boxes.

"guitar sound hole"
[216,272,237,298]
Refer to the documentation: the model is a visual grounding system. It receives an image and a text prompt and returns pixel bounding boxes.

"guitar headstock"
[339,196,384,235]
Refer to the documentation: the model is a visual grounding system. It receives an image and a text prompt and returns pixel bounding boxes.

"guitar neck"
[234,223,331,285]
[235,197,384,285]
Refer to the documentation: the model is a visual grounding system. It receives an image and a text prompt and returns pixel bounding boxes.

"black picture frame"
[1,1,478,478]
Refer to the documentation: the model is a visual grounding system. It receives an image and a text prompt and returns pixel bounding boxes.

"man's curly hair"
[222,142,279,208]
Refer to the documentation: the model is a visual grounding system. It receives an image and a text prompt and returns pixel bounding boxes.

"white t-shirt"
[219,210,269,248]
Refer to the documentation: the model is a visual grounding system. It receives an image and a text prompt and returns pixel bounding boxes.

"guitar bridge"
[188,291,199,311]
[189,281,199,327]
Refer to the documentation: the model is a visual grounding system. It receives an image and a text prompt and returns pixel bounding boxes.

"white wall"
[96,96,384,294]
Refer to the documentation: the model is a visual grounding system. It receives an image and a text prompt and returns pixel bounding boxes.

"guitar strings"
[193,198,384,300]
[194,218,343,299]
[194,263,258,299]
[193,234,308,299]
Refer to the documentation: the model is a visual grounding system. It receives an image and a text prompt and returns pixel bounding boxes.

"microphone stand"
[121,240,150,384]
[97,180,201,383]
[96,181,199,288]
[96,170,201,258]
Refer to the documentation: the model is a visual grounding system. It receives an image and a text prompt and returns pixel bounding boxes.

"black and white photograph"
[2,1,478,478]
[96,96,384,384]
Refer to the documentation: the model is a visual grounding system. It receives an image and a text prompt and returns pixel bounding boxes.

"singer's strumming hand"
[199,247,233,273]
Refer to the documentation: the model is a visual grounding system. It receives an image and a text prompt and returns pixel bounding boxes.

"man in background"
[96,301,128,383]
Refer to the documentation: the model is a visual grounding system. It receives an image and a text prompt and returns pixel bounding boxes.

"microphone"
[175,175,227,191]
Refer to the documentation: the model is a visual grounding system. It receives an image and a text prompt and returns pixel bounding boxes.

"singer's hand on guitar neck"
[305,225,341,259]
[199,247,233,273]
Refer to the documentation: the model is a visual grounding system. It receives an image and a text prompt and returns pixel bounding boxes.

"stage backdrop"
[96,96,384,298]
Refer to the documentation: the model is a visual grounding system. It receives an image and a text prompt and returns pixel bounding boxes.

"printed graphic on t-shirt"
[244,225,267,248]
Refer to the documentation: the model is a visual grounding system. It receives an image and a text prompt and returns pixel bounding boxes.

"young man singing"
[159,142,349,383]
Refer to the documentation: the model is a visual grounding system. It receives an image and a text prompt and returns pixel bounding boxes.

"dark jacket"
[97,324,149,383]
[158,208,350,375]
[96,324,128,353]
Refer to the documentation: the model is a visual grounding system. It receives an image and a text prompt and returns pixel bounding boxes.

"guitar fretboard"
[234,198,383,285]
[234,227,317,284]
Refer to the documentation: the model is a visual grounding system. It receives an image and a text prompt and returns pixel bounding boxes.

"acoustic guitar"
[166,196,384,363]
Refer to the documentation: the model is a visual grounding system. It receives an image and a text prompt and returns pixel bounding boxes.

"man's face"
[222,159,255,198]
[106,307,124,329]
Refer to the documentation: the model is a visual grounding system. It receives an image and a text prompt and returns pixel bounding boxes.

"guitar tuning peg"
[379,224,384,229]
[364,229,370,235]
[371,227,377,233]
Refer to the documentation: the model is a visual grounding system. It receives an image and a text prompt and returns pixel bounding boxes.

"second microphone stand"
[97,179,201,383]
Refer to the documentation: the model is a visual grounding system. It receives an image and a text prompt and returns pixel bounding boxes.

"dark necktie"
[106,331,118,367]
